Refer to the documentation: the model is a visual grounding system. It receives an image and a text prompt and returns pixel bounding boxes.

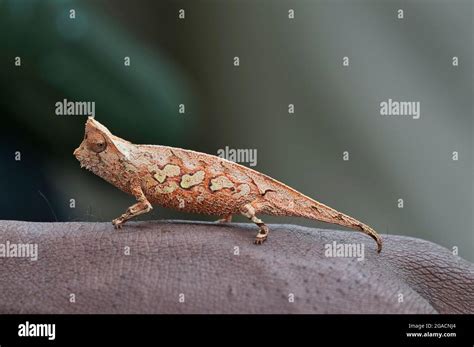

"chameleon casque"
[74,118,382,252]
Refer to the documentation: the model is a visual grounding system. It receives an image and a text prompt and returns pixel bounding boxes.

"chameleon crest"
[74,118,382,252]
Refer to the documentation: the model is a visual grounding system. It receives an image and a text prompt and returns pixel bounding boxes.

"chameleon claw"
[254,234,267,245]
[112,219,123,229]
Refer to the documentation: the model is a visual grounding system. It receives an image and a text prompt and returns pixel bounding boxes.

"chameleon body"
[74,118,382,252]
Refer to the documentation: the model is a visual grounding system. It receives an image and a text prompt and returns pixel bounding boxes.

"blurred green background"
[0,0,472,260]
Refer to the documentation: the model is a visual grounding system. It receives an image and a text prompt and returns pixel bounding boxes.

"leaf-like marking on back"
[153,164,181,183]
[248,173,276,196]
[209,176,234,191]
[233,183,251,198]
[180,171,205,189]
[155,181,179,194]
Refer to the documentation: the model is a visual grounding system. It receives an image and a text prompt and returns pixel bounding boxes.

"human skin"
[0,220,472,314]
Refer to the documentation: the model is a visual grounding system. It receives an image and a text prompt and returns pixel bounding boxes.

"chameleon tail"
[306,202,382,253]
[264,192,382,253]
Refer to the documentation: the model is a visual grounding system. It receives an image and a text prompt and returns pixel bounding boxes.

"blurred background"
[0,0,472,260]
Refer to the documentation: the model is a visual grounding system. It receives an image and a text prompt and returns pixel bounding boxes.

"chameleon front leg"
[241,203,269,245]
[112,180,152,229]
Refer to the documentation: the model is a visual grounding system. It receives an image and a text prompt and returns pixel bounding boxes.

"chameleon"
[73,117,382,252]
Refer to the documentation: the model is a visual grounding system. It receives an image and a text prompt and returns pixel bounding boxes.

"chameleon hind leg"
[241,203,269,245]
[216,214,233,223]
[112,181,152,229]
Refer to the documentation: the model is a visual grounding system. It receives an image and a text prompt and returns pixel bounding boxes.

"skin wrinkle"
[392,254,472,313]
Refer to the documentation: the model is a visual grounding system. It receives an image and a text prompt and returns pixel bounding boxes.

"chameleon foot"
[254,225,269,245]
[254,230,268,245]
[112,218,124,229]
[111,194,152,229]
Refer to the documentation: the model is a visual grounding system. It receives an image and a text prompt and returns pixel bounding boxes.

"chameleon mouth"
[76,155,92,171]
[79,162,93,171]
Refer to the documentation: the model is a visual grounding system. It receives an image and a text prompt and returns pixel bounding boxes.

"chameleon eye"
[86,133,107,153]
[91,141,107,153]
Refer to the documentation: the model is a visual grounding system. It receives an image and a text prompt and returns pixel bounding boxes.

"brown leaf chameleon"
[74,118,382,252]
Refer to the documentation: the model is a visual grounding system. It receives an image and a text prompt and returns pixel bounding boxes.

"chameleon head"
[73,117,130,175]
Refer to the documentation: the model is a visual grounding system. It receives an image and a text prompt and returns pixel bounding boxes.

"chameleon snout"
[73,144,86,160]
[73,147,80,157]
[73,146,85,161]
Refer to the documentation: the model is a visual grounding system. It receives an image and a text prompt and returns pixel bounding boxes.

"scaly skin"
[74,117,382,252]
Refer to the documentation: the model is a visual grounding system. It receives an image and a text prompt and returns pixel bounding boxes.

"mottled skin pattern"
[74,118,382,251]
